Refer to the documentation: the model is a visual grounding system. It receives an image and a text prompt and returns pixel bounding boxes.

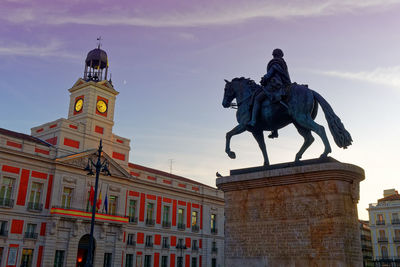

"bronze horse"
[222,78,352,165]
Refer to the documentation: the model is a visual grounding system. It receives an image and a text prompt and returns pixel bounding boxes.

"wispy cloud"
[317,66,400,88]
[0,40,79,59]
[2,0,400,27]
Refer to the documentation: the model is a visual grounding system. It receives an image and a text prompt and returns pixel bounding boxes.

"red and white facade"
[0,48,224,267]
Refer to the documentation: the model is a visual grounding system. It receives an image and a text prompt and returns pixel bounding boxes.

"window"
[178,238,184,247]
[192,211,198,226]
[145,235,153,247]
[126,254,134,267]
[54,250,65,267]
[144,255,152,267]
[397,246,400,257]
[395,229,400,238]
[163,206,170,224]
[177,256,183,267]
[381,246,388,258]
[379,230,386,237]
[191,257,197,267]
[192,240,198,250]
[147,203,154,220]
[162,237,169,248]
[108,196,118,215]
[0,247,3,266]
[0,221,7,236]
[128,200,137,222]
[127,234,136,246]
[28,182,43,210]
[377,214,385,224]
[161,256,168,267]
[178,208,185,229]
[211,214,217,233]
[21,249,33,267]
[103,253,112,267]
[212,241,218,253]
[394,213,399,220]
[25,223,37,239]
[212,258,217,267]
[0,177,14,206]
[61,187,73,208]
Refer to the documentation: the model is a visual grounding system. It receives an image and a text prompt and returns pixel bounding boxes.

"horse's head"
[222,79,235,108]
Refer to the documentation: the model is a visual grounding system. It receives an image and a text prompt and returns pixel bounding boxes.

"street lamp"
[176,240,187,267]
[84,140,111,267]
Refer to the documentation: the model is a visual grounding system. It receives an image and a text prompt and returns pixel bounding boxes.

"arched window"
[381,246,388,259]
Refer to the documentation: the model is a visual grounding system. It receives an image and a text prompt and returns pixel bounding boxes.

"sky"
[1,0,400,220]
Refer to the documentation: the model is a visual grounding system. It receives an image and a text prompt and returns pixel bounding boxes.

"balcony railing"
[24,232,38,239]
[162,221,171,228]
[0,230,8,237]
[145,242,153,248]
[192,225,199,232]
[127,240,136,247]
[27,202,43,212]
[0,198,14,208]
[192,246,199,251]
[378,237,388,243]
[393,237,400,243]
[211,228,218,234]
[162,243,170,249]
[211,247,218,253]
[177,223,186,230]
[376,220,386,225]
[392,219,400,225]
[145,219,155,226]
[129,217,138,224]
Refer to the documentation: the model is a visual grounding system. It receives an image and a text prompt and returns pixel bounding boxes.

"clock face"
[74,98,84,112]
[96,100,107,113]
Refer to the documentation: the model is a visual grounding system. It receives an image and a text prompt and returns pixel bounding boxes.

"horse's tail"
[312,90,353,148]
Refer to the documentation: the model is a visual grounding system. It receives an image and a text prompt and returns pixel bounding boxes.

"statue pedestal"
[216,158,364,267]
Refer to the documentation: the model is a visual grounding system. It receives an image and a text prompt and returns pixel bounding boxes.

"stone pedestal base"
[216,158,364,267]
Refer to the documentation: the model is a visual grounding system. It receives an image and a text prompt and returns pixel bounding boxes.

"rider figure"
[247,48,291,138]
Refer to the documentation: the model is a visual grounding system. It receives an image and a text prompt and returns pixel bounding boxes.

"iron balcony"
[192,225,200,232]
[378,237,388,243]
[27,202,43,212]
[24,232,38,239]
[129,217,138,224]
[0,198,14,208]
[162,221,171,228]
[145,219,155,226]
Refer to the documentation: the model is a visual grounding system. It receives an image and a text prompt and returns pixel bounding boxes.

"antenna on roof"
[168,159,175,174]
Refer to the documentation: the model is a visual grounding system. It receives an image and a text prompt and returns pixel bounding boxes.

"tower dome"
[83,45,109,82]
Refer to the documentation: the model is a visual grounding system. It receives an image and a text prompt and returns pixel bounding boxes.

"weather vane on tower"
[97,36,102,49]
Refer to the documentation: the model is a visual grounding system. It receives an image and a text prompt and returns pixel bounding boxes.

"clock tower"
[31,45,131,167]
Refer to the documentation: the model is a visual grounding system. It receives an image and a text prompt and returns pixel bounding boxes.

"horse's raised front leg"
[225,124,247,159]
[251,130,269,166]
[293,123,315,161]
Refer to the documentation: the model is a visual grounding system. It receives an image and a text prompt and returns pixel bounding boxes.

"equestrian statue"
[222,48,352,165]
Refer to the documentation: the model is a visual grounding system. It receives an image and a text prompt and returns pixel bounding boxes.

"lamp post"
[175,240,187,267]
[84,140,111,267]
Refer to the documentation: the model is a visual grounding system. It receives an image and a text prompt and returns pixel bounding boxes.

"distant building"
[368,189,400,266]
[0,45,224,267]
[359,220,373,267]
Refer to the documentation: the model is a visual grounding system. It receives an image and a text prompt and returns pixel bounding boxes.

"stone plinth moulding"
[216,158,364,267]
